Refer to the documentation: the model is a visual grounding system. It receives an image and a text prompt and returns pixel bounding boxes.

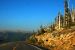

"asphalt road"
[0,41,43,50]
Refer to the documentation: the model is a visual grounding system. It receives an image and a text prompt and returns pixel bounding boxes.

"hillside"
[29,29,75,50]
[0,32,32,44]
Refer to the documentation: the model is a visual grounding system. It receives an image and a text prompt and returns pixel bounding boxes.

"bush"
[29,35,37,43]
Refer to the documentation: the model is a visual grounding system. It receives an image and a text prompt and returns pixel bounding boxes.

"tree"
[40,25,45,34]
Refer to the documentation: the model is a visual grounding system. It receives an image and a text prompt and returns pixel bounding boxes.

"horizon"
[0,0,75,31]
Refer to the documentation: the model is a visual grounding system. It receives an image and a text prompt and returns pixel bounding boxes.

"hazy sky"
[0,0,75,31]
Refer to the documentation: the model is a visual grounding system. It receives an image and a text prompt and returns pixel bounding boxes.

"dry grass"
[33,29,75,50]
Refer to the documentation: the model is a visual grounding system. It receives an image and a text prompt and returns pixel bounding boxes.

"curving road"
[0,41,43,50]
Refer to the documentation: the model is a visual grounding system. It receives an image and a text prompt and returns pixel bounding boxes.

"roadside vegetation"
[28,28,75,50]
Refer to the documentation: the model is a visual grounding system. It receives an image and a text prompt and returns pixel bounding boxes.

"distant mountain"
[0,32,32,44]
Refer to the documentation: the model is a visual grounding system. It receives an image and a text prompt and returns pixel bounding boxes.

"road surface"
[0,41,45,50]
